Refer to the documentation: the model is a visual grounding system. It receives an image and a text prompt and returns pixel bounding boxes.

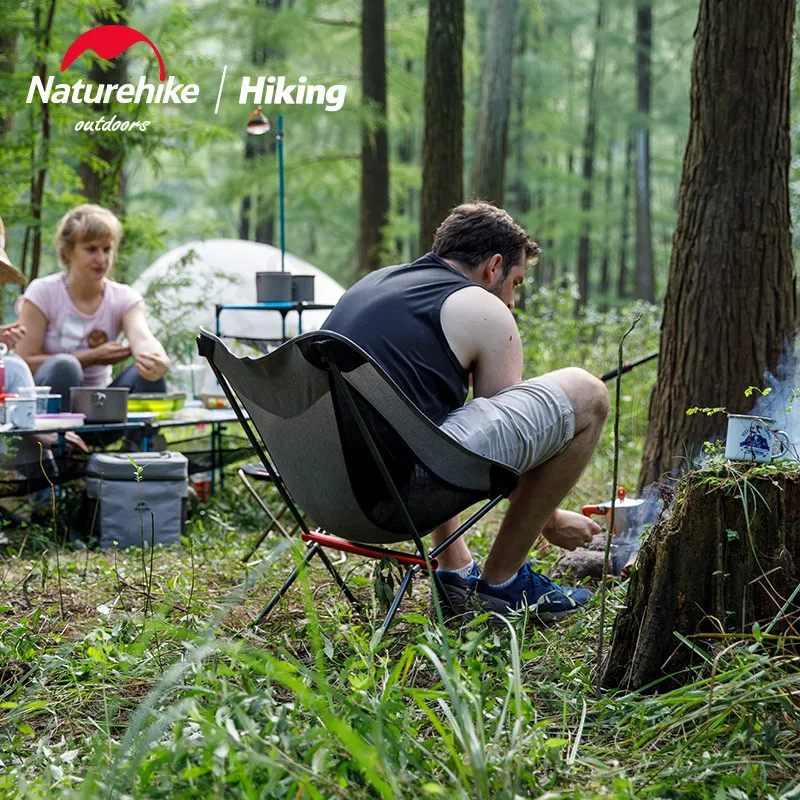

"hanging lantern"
[246,107,271,135]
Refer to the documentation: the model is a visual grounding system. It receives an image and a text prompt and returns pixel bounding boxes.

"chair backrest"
[198,330,519,545]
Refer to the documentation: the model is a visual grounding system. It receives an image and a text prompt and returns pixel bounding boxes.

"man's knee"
[548,367,609,430]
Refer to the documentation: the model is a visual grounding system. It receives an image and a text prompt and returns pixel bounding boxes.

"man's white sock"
[450,559,475,579]
[488,572,517,590]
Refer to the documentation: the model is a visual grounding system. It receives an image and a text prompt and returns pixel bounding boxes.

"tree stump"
[601,471,800,691]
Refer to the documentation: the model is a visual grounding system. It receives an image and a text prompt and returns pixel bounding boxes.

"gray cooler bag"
[86,451,188,549]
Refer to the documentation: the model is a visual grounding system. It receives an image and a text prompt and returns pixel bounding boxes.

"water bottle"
[0,342,6,396]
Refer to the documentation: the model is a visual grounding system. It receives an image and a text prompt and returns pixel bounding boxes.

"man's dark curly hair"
[431,202,541,276]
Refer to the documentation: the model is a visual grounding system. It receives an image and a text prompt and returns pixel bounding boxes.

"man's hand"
[90,341,132,365]
[135,351,170,382]
[542,509,599,551]
[0,323,26,349]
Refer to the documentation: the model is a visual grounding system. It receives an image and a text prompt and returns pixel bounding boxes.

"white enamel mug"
[6,397,37,429]
[725,415,790,463]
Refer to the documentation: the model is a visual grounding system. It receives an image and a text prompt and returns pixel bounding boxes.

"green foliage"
[140,247,238,364]
[516,277,661,497]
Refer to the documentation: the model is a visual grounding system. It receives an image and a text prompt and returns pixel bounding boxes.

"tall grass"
[1,291,798,798]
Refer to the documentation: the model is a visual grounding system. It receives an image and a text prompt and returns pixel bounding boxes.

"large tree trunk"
[632,0,655,302]
[359,0,389,275]
[418,0,464,254]
[575,0,606,307]
[469,0,519,205]
[602,473,800,690]
[639,0,797,487]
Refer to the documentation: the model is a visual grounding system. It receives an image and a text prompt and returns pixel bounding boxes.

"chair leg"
[242,506,294,564]
[382,567,416,632]
[316,547,362,612]
[251,542,321,627]
[239,468,295,563]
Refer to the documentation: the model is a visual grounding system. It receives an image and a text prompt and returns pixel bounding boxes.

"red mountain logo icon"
[61,25,165,81]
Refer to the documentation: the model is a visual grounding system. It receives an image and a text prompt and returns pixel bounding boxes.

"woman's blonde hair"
[55,204,123,268]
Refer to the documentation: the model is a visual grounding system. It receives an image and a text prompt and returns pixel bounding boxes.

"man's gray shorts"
[439,378,575,473]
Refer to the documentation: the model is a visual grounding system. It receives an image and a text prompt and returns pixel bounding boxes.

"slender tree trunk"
[599,136,614,299]
[27,0,57,282]
[78,0,129,211]
[509,3,530,218]
[633,0,655,302]
[0,29,18,134]
[469,0,519,205]
[419,0,464,253]
[240,0,279,244]
[395,57,415,261]
[617,130,634,298]
[639,0,797,487]
[576,0,606,307]
[359,0,389,274]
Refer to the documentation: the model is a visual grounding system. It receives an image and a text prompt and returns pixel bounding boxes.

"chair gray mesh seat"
[198,329,520,628]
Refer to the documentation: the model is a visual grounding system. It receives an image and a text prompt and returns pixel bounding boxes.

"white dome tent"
[133,239,346,394]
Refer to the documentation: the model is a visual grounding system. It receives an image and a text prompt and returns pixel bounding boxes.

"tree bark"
[419,0,464,254]
[469,0,519,205]
[602,473,800,690]
[633,0,655,302]
[576,0,606,308]
[359,0,389,275]
[639,0,797,487]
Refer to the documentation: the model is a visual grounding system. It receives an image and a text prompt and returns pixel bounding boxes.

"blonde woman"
[16,204,170,410]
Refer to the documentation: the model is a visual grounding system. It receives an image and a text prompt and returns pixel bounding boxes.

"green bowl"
[128,392,186,416]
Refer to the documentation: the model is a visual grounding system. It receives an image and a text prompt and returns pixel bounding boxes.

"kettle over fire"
[582,487,647,575]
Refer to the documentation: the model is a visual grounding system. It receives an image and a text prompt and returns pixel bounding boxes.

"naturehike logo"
[61,26,166,80]
[26,24,199,128]
[23,24,348,132]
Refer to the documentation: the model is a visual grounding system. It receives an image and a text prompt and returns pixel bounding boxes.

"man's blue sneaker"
[433,561,481,618]
[475,563,592,623]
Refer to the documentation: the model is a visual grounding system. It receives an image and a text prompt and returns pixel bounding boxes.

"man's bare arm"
[440,286,523,398]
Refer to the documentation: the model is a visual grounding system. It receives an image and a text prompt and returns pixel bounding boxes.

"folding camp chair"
[197,329,520,630]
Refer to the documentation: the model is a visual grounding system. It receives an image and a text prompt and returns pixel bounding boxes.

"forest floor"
[1,291,798,798]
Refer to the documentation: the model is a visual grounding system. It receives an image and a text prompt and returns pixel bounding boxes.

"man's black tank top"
[323,252,473,424]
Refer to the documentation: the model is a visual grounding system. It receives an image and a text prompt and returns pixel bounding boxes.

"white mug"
[725,415,790,463]
[6,397,37,429]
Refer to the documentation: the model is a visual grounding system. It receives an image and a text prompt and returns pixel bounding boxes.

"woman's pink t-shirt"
[18,272,144,387]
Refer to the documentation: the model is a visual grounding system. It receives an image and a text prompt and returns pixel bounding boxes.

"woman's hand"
[0,323,26,349]
[135,351,170,382]
[88,341,132,365]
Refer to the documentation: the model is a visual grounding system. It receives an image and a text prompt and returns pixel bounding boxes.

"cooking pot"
[70,387,129,423]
